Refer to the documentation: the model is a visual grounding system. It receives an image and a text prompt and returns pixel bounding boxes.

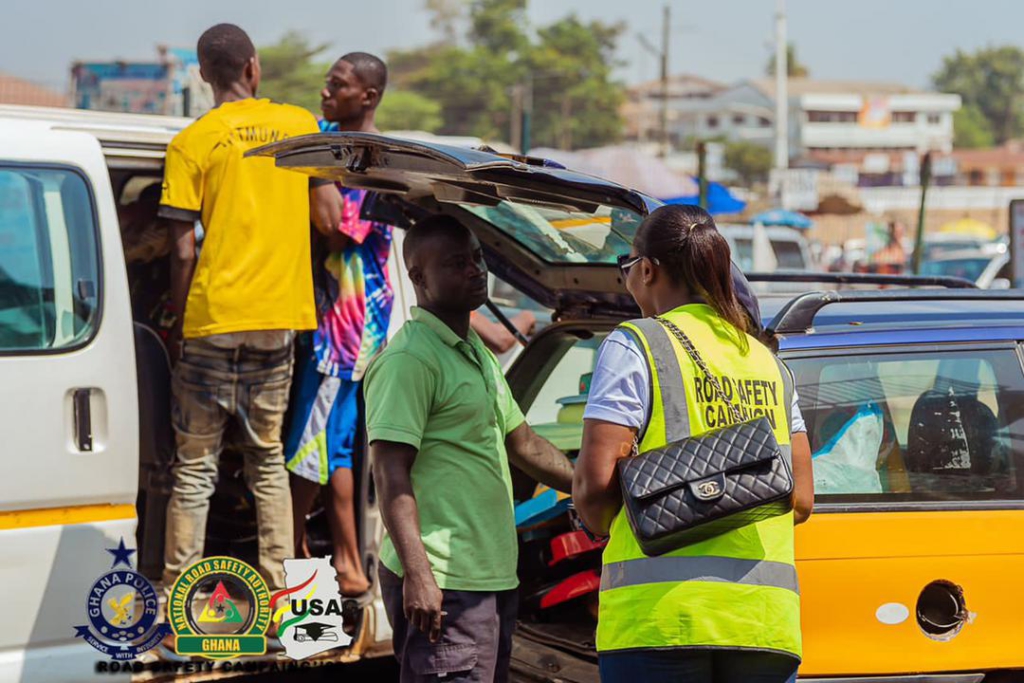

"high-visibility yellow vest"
[596,304,801,660]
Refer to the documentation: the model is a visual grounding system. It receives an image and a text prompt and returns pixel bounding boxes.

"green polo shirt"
[364,306,525,591]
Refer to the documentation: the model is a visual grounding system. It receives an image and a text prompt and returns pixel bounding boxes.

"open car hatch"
[248,132,660,317]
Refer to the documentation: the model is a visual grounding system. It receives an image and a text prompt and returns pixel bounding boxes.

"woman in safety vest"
[573,204,814,683]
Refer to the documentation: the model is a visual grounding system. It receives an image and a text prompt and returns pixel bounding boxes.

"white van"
[0,106,401,682]
[718,223,815,272]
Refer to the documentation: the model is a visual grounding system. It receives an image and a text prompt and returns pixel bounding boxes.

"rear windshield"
[463,203,643,265]
[789,348,1024,505]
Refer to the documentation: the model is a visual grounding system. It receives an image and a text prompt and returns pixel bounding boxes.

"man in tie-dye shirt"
[285,52,392,596]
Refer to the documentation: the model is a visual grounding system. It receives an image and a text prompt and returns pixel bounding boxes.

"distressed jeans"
[163,337,295,592]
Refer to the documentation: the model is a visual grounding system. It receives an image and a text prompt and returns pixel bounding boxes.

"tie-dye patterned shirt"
[312,123,394,380]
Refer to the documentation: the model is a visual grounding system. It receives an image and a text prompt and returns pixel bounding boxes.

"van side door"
[0,125,139,682]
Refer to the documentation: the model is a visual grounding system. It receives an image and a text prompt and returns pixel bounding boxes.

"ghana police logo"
[168,556,271,660]
[74,539,170,660]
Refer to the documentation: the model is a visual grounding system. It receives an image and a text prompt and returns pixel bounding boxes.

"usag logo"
[270,557,352,660]
[74,539,170,660]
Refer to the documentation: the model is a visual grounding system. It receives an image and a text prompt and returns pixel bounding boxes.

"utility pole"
[560,94,573,150]
[912,151,933,274]
[660,4,670,158]
[697,141,708,210]
[638,5,672,158]
[510,84,522,152]
[521,73,533,155]
[774,0,789,172]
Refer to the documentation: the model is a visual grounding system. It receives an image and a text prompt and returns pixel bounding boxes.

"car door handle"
[73,388,93,452]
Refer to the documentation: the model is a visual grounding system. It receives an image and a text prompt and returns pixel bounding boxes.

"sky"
[3,0,1024,92]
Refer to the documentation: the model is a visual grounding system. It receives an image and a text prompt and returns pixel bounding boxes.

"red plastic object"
[539,569,601,610]
[548,530,607,567]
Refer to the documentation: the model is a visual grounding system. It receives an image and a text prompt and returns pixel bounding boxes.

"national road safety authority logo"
[270,557,352,660]
[168,557,270,659]
[74,538,170,660]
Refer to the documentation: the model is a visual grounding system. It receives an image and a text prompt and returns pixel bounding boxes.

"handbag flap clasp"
[688,473,726,502]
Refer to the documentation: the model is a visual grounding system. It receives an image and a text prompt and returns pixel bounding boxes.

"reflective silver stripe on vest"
[601,555,799,594]
[625,318,690,443]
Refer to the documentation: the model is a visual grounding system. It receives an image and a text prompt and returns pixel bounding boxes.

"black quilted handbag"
[618,317,794,556]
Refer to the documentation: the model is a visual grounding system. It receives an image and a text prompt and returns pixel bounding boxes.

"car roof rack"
[745,272,977,289]
[767,289,1024,336]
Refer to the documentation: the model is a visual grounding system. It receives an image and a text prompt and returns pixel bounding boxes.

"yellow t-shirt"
[159,98,318,338]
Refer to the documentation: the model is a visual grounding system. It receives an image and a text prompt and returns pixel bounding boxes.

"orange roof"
[0,73,67,107]
[951,142,1024,167]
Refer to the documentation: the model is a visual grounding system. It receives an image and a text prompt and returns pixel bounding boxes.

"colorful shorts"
[284,350,362,484]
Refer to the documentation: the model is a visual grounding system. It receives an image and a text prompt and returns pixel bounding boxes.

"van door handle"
[73,388,93,452]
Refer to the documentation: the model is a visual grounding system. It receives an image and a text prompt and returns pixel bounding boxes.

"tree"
[389,43,519,140]
[933,46,1024,144]
[724,140,772,186]
[953,104,995,149]
[376,90,444,132]
[526,15,625,149]
[765,43,809,78]
[258,32,332,113]
[468,0,528,56]
[425,0,466,45]
[388,1,625,148]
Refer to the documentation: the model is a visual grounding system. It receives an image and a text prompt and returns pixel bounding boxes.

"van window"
[789,349,1024,504]
[0,167,99,352]
[772,240,806,269]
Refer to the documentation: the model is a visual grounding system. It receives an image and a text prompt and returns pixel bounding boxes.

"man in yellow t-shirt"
[158,23,321,593]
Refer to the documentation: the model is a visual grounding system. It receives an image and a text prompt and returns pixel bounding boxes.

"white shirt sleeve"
[791,388,807,434]
[584,328,807,436]
[582,329,651,430]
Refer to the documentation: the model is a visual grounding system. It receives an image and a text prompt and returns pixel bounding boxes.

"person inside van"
[284,52,393,598]
[120,183,175,338]
[573,205,813,683]
[365,215,574,683]
[158,23,321,596]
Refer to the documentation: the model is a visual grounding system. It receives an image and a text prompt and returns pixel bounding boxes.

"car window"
[920,257,990,282]
[789,349,1024,504]
[732,238,753,271]
[772,240,806,269]
[523,333,608,451]
[0,167,99,352]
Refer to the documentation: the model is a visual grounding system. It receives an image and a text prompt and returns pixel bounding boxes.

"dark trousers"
[599,649,800,683]
[379,564,518,683]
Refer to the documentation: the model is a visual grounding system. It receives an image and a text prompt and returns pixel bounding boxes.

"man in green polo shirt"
[365,215,573,683]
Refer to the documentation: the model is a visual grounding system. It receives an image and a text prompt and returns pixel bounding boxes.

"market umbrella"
[938,217,997,240]
[750,208,814,230]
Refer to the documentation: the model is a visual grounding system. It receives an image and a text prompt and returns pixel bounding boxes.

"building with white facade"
[624,76,962,177]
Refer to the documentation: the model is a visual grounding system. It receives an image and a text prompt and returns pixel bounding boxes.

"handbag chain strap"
[655,316,744,424]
